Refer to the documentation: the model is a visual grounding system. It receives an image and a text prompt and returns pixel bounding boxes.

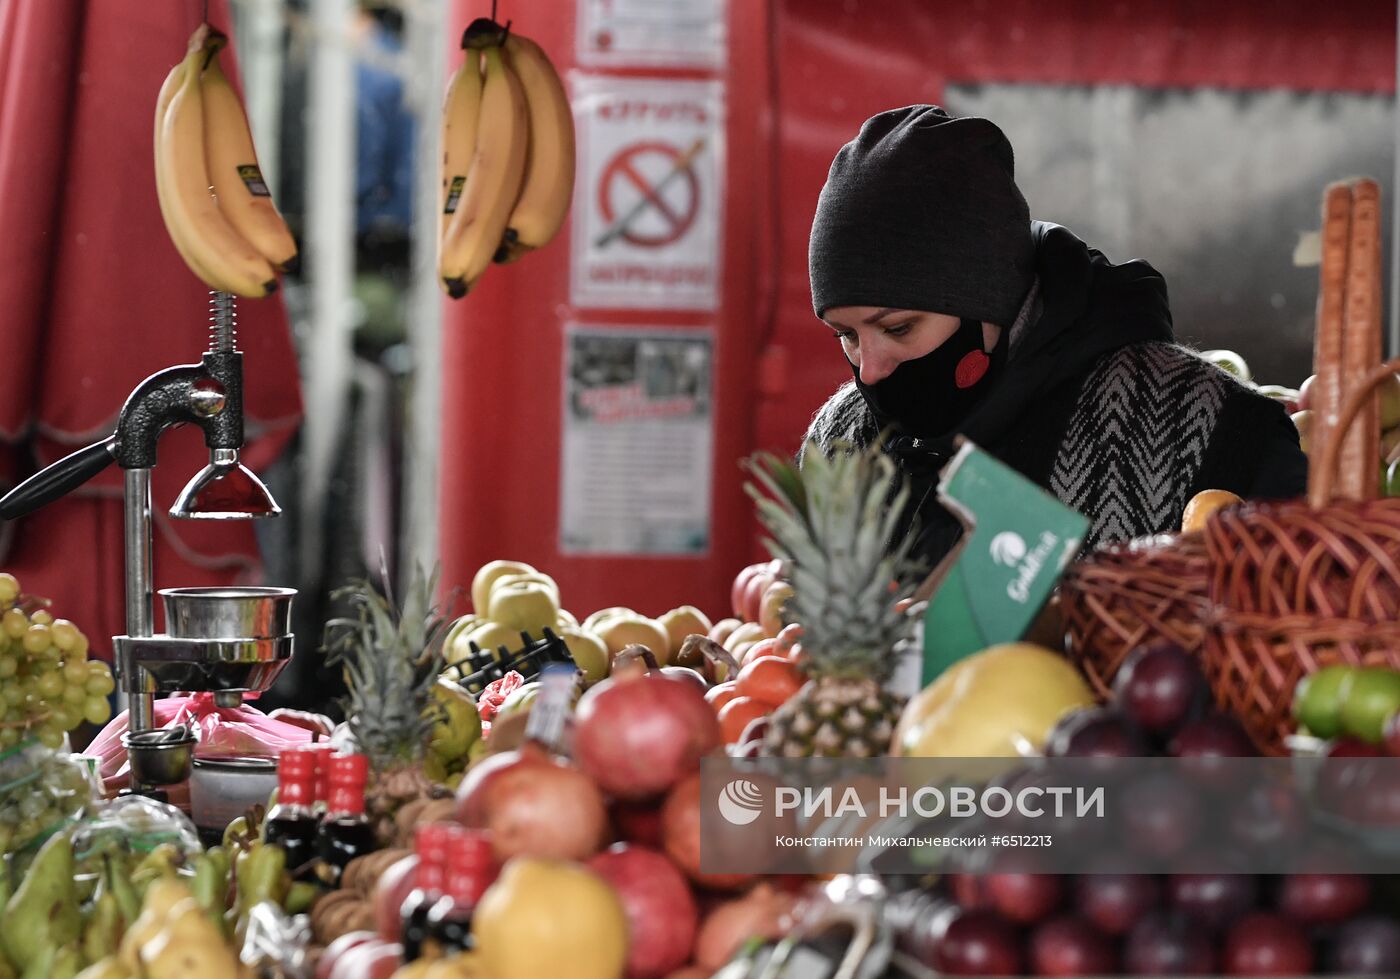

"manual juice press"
[0,293,295,796]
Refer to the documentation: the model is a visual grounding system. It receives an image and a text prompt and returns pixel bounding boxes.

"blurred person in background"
[802,105,1307,565]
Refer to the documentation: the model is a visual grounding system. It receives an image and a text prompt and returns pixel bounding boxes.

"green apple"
[1340,667,1400,743]
[490,571,561,607]
[1201,349,1252,383]
[558,627,610,685]
[487,580,561,636]
[470,559,536,616]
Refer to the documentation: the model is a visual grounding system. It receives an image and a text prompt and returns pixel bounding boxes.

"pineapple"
[744,441,924,758]
[322,564,453,845]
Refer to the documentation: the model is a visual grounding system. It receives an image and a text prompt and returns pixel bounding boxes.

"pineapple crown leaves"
[742,441,925,676]
[321,563,455,771]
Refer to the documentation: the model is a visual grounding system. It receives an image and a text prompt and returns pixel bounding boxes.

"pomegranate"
[612,799,665,848]
[315,931,379,979]
[588,845,699,979]
[662,774,755,891]
[694,883,797,970]
[327,941,400,979]
[457,745,609,862]
[372,855,418,941]
[575,674,722,800]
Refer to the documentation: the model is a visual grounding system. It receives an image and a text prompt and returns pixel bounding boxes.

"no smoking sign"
[572,77,724,310]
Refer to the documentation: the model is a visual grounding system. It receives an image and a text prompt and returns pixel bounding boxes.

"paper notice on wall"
[577,0,726,68]
[571,76,724,311]
[560,327,714,555]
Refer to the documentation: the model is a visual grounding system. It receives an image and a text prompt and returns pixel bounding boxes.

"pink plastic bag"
[88,693,316,793]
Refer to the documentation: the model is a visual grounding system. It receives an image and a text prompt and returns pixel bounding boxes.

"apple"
[659,605,713,653]
[1292,409,1314,456]
[583,606,638,633]
[1201,349,1251,383]
[612,799,665,847]
[757,581,795,639]
[489,571,560,606]
[316,932,380,979]
[707,617,742,647]
[730,563,764,620]
[596,616,672,664]
[722,622,766,655]
[775,623,803,655]
[328,940,401,979]
[487,580,560,636]
[741,560,783,623]
[1297,373,1315,411]
[556,608,579,628]
[557,626,610,685]
[470,559,536,616]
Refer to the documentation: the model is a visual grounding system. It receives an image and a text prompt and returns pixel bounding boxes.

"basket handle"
[1312,355,1400,505]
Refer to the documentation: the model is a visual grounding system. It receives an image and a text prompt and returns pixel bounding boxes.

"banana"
[438,48,485,252]
[199,45,298,270]
[497,30,575,262]
[438,42,528,298]
[154,26,277,297]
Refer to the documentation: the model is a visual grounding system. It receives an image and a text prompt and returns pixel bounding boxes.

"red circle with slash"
[597,141,701,247]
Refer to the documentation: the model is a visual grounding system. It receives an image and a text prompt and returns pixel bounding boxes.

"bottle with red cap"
[264,746,319,879]
[303,742,338,816]
[423,829,497,957]
[399,823,457,962]
[315,752,378,884]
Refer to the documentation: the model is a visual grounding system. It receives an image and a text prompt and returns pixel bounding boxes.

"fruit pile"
[905,641,1400,975]
[0,573,115,752]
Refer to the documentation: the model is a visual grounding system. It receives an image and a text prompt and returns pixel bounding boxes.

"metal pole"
[300,0,357,586]
[123,468,155,734]
[400,0,449,580]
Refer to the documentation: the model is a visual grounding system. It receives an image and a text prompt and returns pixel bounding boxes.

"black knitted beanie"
[809,105,1035,327]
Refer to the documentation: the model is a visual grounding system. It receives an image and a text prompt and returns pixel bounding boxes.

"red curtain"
[0,0,303,657]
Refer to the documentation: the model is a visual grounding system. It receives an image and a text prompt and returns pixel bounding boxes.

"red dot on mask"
[955,350,990,389]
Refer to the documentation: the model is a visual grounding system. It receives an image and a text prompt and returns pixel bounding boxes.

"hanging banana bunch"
[153,24,297,298]
[438,18,576,299]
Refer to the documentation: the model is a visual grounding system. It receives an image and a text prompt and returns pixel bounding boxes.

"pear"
[117,881,194,974]
[1,833,80,971]
[138,903,239,979]
[81,891,122,968]
[49,946,81,979]
[72,959,129,979]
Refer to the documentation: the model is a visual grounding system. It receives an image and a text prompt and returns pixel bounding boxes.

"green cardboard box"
[913,439,1090,687]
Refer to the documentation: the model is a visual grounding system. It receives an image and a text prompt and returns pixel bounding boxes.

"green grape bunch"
[0,572,115,750]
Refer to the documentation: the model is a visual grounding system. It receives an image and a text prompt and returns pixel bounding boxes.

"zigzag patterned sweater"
[803,223,1308,565]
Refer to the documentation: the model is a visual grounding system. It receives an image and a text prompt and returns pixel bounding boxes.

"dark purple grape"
[1124,911,1216,975]
[1222,912,1314,976]
[1168,712,1259,789]
[1227,778,1306,852]
[1075,872,1161,936]
[1046,706,1151,759]
[1120,771,1203,861]
[1167,874,1259,932]
[1327,915,1400,975]
[984,873,1062,925]
[1277,873,1372,925]
[1113,640,1210,736]
[1029,915,1118,977]
[932,909,1024,976]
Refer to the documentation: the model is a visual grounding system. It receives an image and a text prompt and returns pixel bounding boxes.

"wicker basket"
[1060,531,1212,698]
[1201,356,1400,754]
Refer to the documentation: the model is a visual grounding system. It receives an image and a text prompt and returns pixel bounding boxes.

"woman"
[803,105,1307,564]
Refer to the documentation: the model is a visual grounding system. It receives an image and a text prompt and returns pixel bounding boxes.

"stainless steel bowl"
[160,586,295,640]
[189,756,278,831]
[123,728,197,785]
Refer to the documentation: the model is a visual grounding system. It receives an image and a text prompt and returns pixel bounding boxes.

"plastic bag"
[87,693,316,793]
[0,737,101,854]
[70,794,201,862]
[240,900,313,979]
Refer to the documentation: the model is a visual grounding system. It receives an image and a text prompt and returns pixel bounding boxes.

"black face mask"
[850,318,1004,440]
